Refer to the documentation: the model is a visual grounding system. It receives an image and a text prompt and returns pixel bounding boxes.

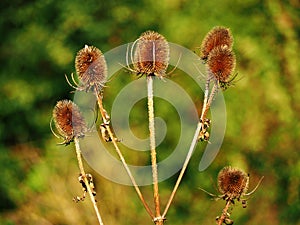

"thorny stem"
[217,200,232,225]
[147,76,163,224]
[95,90,154,219]
[162,78,219,218]
[74,137,104,225]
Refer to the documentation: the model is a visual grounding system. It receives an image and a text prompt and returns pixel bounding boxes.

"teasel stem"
[146,76,163,224]
[74,137,104,225]
[201,80,219,121]
[217,199,232,225]
[95,89,154,219]
[162,79,219,218]
[162,120,202,218]
[200,78,211,120]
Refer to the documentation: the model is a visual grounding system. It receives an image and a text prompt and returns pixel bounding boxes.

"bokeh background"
[0,0,299,224]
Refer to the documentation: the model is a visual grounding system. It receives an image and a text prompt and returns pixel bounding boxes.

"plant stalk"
[201,81,218,121]
[162,121,202,218]
[162,79,219,218]
[74,137,104,225]
[95,91,154,219]
[147,76,162,223]
[200,78,211,120]
[217,200,232,225]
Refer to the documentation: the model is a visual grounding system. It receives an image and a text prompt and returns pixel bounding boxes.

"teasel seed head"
[218,166,249,200]
[133,31,169,78]
[201,26,233,60]
[52,100,87,145]
[207,45,236,84]
[75,45,107,93]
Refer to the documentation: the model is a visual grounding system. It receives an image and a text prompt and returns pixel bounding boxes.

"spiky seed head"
[52,100,87,144]
[75,45,107,92]
[218,166,249,200]
[201,26,233,60]
[133,31,169,78]
[207,45,236,83]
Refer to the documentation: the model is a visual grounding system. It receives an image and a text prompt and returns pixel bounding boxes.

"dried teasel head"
[218,166,249,200]
[201,26,233,61]
[199,166,263,225]
[75,45,107,93]
[133,31,169,78]
[207,45,236,84]
[52,100,87,145]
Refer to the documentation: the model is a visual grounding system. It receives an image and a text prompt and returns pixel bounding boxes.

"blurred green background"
[0,0,299,224]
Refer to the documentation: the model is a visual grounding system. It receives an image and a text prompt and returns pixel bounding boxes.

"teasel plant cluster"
[50,26,262,225]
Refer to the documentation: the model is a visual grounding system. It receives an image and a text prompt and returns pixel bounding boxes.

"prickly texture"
[133,31,169,78]
[201,26,233,60]
[218,166,249,200]
[75,45,107,92]
[53,100,87,144]
[207,45,236,83]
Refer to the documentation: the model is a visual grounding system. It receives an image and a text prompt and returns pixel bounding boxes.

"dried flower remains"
[201,26,237,90]
[66,45,107,93]
[73,173,97,203]
[199,166,264,224]
[201,26,233,61]
[207,45,236,85]
[51,99,87,145]
[127,31,170,78]
[199,166,264,205]
[217,166,249,201]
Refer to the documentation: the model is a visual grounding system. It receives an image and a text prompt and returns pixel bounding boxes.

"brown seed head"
[75,45,107,92]
[218,166,249,200]
[133,31,169,78]
[52,100,87,144]
[201,26,233,60]
[207,45,236,83]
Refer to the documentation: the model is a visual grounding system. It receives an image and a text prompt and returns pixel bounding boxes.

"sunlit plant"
[51,26,262,225]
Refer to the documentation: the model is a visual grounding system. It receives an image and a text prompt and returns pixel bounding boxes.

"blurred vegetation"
[0,0,299,224]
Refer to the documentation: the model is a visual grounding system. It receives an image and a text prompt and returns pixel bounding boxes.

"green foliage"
[0,0,299,224]
[0,147,25,211]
